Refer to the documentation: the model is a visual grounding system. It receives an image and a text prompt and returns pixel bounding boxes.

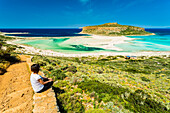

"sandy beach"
[1,32,29,35]
[6,34,170,57]
[59,35,134,51]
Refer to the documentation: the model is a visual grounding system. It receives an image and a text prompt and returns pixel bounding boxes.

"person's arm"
[41,76,53,81]
[41,76,53,80]
[41,76,47,79]
[38,78,52,85]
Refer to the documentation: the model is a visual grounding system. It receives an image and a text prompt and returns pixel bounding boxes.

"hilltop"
[81,23,154,36]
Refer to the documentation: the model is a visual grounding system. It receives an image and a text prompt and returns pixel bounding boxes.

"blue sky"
[0,0,170,28]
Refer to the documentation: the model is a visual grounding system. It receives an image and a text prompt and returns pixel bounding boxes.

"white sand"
[6,34,170,57]
[1,32,29,35]
[59,35,134,51]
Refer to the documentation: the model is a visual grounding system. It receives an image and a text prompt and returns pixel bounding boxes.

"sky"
[0,0,170,28]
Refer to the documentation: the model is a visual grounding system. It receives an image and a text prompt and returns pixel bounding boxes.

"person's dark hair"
[31,64,40,73]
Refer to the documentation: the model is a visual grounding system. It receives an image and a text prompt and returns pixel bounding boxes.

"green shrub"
[50,69,67,80]
[125,89,168,113]
[106,56,117,60]
[98,58,109,61]
[0,39,21,75]
[67,66,77,73]
[35,60,47,66]
[54,80,69,88]
[141,77,150,82]
[51,62,56,66]
[78,80,128,95]
[44,65,53,71]
[72,88,83,94]
[58,92,85,113]
[85,109,107,113]
[0,68,6,75]
[104,102,124,113]
[55,60,61,65]
[53,82,85,113]
[78,80,129,103]
[74,58,81,63]
[116,55,125,58]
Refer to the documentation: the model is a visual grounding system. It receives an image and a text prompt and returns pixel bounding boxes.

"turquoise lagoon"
[115,35,170,52]
[14,38,114,53]
[14,34,170,53]
[3,28,170,53]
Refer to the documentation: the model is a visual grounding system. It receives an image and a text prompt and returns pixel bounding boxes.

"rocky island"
[81,22,153,36]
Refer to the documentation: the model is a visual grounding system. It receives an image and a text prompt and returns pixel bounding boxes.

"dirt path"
[0,55,33,113]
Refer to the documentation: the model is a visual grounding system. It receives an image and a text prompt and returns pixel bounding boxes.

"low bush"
[0,39,21,75]
[50,69,67,80]
[67,66,77,73]
[78,80,129,95]
[141,76,150,82]
[85,109,107,113]
[33,59,47,66]
[0,68,7,75]
[53,81,85,113]
[58,92,85,113]
[44,65,53,71]
[125,89,168,113]
[78,81,169,113]
[78,80,129,102]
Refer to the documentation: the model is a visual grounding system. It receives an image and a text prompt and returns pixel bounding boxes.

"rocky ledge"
[27,57,60,113]
[33,89,60,113]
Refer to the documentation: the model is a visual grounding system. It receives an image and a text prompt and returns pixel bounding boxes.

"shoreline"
[6,39,170,57]
[9,34,136,51]
[79,32,156,36]
[1,32,29,35]
[2,32,169,57]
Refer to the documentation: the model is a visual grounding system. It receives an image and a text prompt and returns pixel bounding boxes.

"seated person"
[30,64,53,93]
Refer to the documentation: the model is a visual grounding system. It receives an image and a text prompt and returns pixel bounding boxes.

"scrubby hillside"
[0,35,21,74]
[32,55,170,113]
[81,23,152,36]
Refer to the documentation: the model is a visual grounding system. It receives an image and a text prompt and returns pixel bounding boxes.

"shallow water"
[2,28,170,53]
[114,29,170,52]
[15,38,114,53]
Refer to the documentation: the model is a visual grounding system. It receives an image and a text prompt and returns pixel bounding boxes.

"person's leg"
[37,81,53,93]
[43,78,49,82]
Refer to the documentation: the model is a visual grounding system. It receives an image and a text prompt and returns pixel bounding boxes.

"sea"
[0,28,170,53]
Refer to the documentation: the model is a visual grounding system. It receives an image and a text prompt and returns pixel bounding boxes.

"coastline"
[1,32,29,35]
[79,32,156,36]
[6,38,170,57]
[7,34,136,51]
[1,31,169,57]
[125,33,156,36]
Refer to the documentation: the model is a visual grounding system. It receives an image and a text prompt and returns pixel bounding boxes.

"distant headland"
[81,22,154,36]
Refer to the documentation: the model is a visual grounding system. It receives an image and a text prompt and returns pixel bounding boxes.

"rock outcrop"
[81,23,151,36]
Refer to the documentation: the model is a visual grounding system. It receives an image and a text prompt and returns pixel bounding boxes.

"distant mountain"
[81,23,154,36]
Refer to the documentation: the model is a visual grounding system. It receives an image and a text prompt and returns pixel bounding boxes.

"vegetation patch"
[31,55,170,112]
[82,23,151,36]
[0,36,21,74]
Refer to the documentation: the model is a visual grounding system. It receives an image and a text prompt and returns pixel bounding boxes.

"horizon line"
[0,27,170,29]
